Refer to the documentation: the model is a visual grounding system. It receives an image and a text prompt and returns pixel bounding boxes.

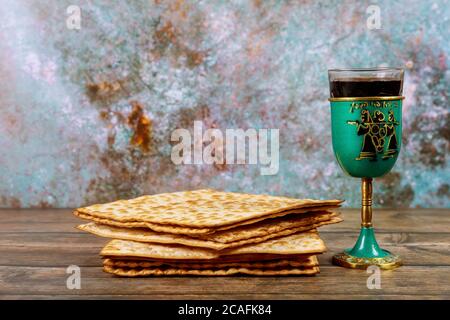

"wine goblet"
[328,67,404,269]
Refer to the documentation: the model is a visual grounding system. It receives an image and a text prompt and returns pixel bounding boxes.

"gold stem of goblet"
[361,177,373,227]
[332,176,402,269]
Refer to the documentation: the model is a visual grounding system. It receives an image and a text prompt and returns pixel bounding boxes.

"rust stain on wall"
[153,20,206,68]
[0,196,22,208]
[86,80,123,103]
[128,101,152,153]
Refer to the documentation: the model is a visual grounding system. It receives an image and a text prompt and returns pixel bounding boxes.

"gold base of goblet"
[332,251,402,270]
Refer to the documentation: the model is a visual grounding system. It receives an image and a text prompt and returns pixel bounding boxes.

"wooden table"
[0,209,449,299]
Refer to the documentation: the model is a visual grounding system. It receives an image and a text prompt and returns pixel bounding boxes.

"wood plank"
[0,266,448,298]
[0,233,105,267]
[319,232,450,266]
[0,232,449,267]
[1,209,449,233]
[323,209,450,233]
[0,209,449,299]
[0,209,79,233]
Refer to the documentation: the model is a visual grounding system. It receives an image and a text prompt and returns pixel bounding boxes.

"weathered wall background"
[0,0,448,208]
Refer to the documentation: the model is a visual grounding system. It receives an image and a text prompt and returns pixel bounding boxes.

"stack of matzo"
[74,189,343,276]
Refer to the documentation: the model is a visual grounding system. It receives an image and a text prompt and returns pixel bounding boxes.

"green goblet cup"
[328,68,404,270]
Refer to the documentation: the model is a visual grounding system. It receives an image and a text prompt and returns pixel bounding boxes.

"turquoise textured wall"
[0,0,448,208]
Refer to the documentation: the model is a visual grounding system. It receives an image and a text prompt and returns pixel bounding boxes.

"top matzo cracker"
[75,189,342,229]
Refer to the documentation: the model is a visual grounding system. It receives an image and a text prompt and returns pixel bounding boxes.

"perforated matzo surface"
[75,189,342,229]
[100,231,326,260]
[78,214,341,250]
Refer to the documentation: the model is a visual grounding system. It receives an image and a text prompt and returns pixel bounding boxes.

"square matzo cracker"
[75,189,342,230]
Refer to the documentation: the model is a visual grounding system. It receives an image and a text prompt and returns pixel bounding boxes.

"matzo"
[75,189,342,229]
[103,264,319,276]
[75,205,341,236]
[75,206,340,236]
[198,211,340,243]
[78,214,341,250]
[100,231,326,260]
[103,255,318,269]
